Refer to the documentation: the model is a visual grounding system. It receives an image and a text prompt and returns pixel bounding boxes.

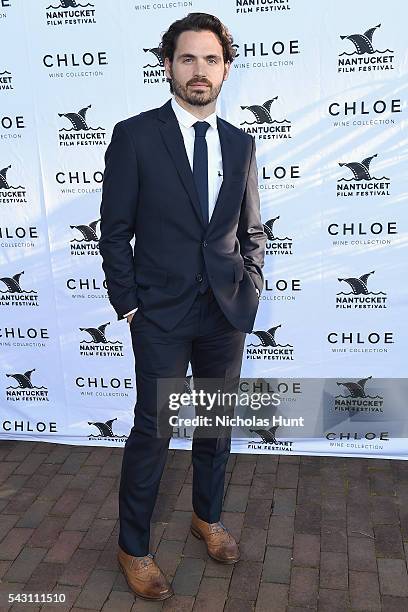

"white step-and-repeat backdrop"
[1,0,407,458]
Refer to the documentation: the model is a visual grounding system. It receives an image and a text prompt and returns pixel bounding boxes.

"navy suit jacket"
[99,98,266,333]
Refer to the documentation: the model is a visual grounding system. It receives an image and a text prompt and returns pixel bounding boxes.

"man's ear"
[224,61,231,81]
[164,57,172,80]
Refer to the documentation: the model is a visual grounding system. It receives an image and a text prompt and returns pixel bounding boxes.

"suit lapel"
[207,117,234,230]
[157,100,237,231]
[158,100,204,226]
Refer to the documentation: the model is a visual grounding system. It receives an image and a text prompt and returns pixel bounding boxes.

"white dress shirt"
[171,96,223,220]
[124,96,223,319]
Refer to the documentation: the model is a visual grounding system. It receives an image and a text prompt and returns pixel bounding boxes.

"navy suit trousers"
[118,288,246,556]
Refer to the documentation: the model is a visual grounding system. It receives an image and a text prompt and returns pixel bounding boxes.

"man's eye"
[183,58,192,63]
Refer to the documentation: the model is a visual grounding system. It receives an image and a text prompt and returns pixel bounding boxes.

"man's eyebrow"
[177,53,222,60]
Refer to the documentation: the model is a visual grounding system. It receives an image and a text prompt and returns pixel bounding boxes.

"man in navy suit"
[99,12,266,600]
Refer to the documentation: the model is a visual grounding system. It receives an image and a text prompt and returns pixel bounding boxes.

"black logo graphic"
[58,104,106,147]
[0,70,13,92]
[337,153,390,197]
[46,1,96,27]
[1,164,16,188]
[1,271,25,292]
[142,46,166,85]
[339,154,379,180]
[0,165,27,205]
[143,47,163,68]
[333,375,384,414]
[264,216,293,256]
[249,424,279,444]
[247,324,294,361]
[88,417,127,442]
[338,376,372,398]
[6,368,49,402]
[336,270,387,309]
[0,271,39,308]
[240,96,292,140]
[338,23,394,73]
[70,218,100,255]
[50,0,88,6]
[79,322,124,357]
[340,23,385,55]
[248,424,293,451]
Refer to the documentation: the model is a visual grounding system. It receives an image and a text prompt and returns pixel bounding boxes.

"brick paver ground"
[0,439,407,611]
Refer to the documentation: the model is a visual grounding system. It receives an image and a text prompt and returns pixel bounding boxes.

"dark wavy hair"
[159,13,236,86]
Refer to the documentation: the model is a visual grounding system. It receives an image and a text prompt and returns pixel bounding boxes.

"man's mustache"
[187,78,212,87]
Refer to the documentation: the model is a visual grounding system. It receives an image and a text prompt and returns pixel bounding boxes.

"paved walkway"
[0,440,407,611]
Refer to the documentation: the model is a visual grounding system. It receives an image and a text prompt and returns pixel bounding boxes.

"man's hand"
[126,312,135,325]
[124,307,137,324]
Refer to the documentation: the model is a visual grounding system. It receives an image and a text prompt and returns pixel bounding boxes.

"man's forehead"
[175,30,223,54]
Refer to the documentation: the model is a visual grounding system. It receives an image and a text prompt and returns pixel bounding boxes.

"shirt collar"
[171,96,218,130]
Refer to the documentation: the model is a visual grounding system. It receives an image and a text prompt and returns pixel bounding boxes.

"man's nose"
[194,58,207,76]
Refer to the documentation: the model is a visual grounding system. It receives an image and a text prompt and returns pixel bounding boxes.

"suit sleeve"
[99,121,139,320]
[237,136,267,294]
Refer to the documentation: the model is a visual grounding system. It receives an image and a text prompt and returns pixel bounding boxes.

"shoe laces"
[209,521,228,534]
[130,552,154,570]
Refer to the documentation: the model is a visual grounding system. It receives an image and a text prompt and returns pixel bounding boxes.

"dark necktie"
[193,121,210,225]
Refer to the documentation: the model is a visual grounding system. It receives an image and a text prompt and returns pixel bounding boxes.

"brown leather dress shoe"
[117,546,173,600]
[190,511,240,564]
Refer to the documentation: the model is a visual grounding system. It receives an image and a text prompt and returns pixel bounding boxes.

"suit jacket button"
[202,240,208,247]
[196,273,203,282]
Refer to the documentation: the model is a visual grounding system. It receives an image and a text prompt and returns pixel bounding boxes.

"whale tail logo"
[143,47,164,67]
[340,23,381,54]
[263,216,280,240]
[6,368,36,389]
[336,376,372,398]
[240,97,279,124]
[252,325,282,347]
[339,154,378,181]
[59,104,92,131]
[0,164,11,189]
[80,322,110,343]
[0,271,24,293]
[88,418,117,437]
[249,425,279,444]
[337,270,375,295]
[70,218,100,242]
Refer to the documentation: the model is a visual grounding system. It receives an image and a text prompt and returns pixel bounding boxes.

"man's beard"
[170,70,224,106]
